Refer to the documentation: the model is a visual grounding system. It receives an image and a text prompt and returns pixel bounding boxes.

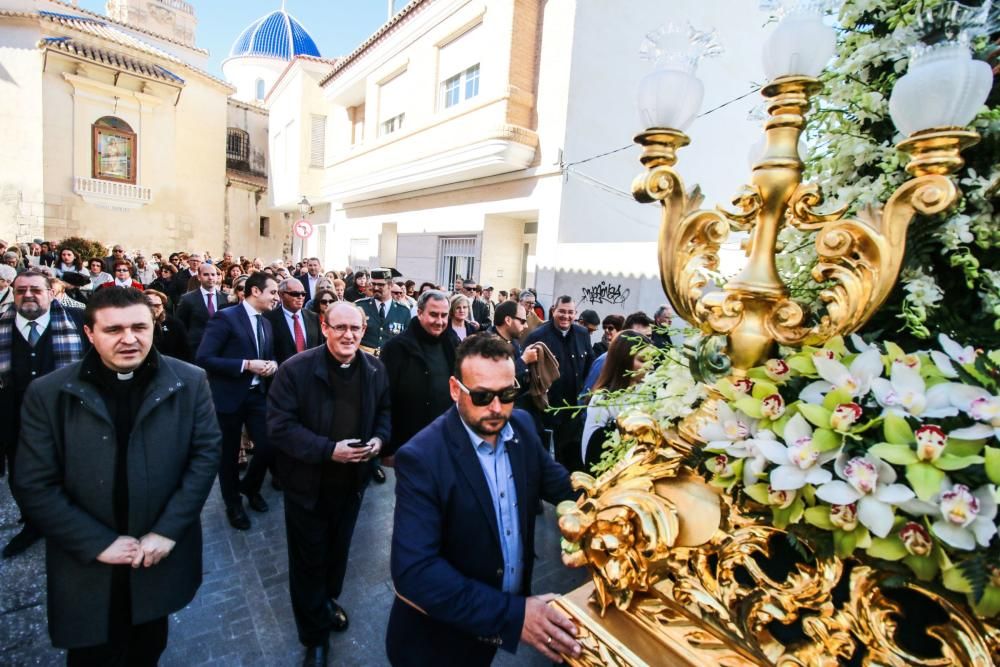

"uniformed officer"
[356,268,409,484]
[356,269,410,355]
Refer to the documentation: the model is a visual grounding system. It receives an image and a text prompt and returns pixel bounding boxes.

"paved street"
[0,468,587,666]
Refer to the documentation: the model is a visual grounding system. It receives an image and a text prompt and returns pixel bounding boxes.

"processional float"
[551,2,999,664]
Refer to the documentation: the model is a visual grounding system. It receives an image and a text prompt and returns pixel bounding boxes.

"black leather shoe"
[242,491,269,513]
[302,642,328,667]
[326,599,349,632]
[3,524,41,558]
[372,465,387,484]
[226,504,251,530]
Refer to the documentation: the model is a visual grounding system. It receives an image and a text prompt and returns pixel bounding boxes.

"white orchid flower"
[800,349,883,404]
[700,401,758,451]
[870,359,957,418]
[815,454,915,538]
[930,333,976,378]
[849,333,877,353]
[900,483,997,551]
[756,414,837,490]
[949,387,1000,442]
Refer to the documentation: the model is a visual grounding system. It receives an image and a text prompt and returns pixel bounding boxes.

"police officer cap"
[370,268,393,281]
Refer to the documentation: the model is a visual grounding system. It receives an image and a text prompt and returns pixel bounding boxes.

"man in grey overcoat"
[13,287,221,665]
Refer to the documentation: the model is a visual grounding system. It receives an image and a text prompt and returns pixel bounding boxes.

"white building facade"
[267,0,770,317]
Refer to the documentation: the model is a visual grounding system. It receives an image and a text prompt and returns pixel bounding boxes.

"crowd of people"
[0,236,684,667]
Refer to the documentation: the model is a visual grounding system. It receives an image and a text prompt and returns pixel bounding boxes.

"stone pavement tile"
[2,465,590,666]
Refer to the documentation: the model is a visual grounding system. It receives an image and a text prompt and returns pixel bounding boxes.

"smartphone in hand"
[346,439,367,448]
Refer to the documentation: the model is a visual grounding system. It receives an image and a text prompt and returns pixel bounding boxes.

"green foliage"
[57,236,108,264]
[783,0,1000,348]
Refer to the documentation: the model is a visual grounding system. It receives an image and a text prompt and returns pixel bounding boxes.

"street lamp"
[297,195,313,218]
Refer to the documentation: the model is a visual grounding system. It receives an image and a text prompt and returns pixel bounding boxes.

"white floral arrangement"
[589,346,708,475]
[778,0,1000,342]
[698,334,1000,617]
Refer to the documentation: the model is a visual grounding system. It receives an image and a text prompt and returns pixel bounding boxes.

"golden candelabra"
[550,64,1000,666]
[632,75,976,375]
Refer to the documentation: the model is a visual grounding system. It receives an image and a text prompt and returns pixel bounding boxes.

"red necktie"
[206,292,215,316]
[293,313,305,353]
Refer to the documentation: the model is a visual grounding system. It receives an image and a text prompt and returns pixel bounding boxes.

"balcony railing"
[73,176,153,210]
[227,128,267,178]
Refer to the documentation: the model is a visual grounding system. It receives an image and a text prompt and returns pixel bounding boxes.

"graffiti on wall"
[581,281,630,306]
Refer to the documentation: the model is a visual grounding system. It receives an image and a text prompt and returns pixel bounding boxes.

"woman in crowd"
[581,331,652,470]
[446,293,479,346]
[594,314,625,355]
[55,246,86,277]
[222,263,245,295]
[133,255,157,285]
[230,275,249,304]
[86,257,112,291]
[145,289,191,361]
[332,278,346,301]
[417,281,436,295]
[309,288,338,320]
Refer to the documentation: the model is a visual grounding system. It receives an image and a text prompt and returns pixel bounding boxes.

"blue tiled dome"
[228,10,320,60]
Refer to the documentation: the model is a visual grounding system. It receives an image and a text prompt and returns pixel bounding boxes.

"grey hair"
[0,264,16,281]
[277,277,303,292]
[654,304,674,319]
[518,289,536,303]
[417,289,449,311]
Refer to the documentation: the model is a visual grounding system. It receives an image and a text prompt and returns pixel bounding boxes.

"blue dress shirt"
[460,418,523,594]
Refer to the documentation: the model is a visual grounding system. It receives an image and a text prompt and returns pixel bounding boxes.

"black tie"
[379,302,386,320]
[255,314,265,358]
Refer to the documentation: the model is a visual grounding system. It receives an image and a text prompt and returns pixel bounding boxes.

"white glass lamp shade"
[889,42,993,136]
[762,11,836,79]
[638,68,705,131]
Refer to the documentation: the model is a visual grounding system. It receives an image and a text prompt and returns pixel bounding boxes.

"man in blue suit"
[386,334,582,666]
[196,272,279,530]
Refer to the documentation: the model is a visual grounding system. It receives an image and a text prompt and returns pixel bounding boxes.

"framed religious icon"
[92,116,137,184]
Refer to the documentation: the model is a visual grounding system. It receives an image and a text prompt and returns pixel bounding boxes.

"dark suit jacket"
[13,352,221,648]
[386,408,575,664]
[196,304,275,414]
[175,289,232,351]
[267,346,391,509]
[472,298,491,327]
[525,321,595,415]
[264,307,321,365]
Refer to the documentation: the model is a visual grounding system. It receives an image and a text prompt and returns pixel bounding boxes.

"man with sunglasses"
[268,301,390,666]
[265,278,321,365]
[387,334,580,666]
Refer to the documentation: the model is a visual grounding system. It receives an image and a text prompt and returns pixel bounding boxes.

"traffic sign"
[293,219,313,239]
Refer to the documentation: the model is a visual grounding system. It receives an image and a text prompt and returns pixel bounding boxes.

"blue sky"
[76,0,399,76]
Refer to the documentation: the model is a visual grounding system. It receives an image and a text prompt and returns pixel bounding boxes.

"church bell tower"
[105,0,198,47]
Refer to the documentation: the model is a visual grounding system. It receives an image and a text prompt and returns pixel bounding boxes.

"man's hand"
[136,532,176,568]
[331,439,372,464]
[520,594,580,662]
[96,536,141,565]
[245,359,271,376]
[364,437,382,460]
[522,345,539,365]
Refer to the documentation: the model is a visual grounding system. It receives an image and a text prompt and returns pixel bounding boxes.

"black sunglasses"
[282,291,307,298]
[513,316,527,325]
[454,378,520,407]
[319,299,335,304]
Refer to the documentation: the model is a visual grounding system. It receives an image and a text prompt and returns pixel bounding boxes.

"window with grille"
[380,113,404,137]
[226,128,250,171]
[438,236,478,287]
